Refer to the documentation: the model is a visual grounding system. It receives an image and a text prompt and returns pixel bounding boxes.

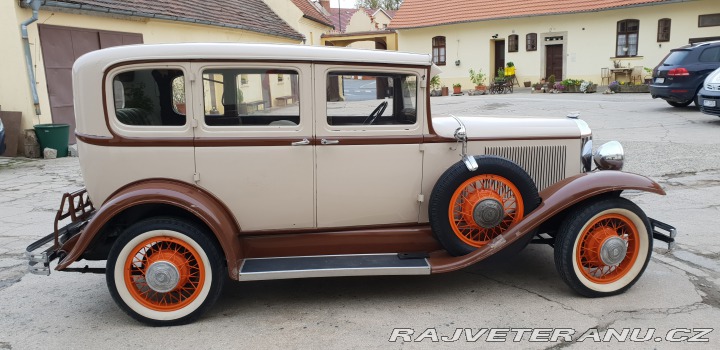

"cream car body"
[26,43,676,326]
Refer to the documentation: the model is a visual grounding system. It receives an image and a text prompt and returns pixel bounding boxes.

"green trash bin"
[34,124,70,158]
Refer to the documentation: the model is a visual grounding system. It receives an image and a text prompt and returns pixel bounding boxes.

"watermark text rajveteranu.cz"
[388,328,712,343]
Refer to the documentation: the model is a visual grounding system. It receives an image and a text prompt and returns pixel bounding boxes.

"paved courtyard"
[1,90,720,349]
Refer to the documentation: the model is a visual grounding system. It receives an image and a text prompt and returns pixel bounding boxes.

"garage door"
[38,24,142,142]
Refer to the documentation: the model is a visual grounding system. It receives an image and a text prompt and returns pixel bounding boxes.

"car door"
[313,64,426,228]
[191,62,315,231]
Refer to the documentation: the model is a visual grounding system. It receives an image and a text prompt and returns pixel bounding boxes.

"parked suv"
[698,67,720,117]
[650,41,720,107]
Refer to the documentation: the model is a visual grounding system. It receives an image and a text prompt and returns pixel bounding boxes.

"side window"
[508,34,519,52]
[326,72,417,126]
[432,36,446,66]
[526,33,537,51]
[112,69,186,126]
[616,19,639,57]
[657,18,671,42]
[201,69,299,126]
[699,46,720,63]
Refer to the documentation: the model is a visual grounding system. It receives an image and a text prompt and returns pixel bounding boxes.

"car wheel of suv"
[429,156,540,256]
[106,217,225,326]
[667,100,693,107]
[554,197,652,297]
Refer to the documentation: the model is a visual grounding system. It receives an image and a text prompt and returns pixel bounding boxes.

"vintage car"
[26,43,676,326]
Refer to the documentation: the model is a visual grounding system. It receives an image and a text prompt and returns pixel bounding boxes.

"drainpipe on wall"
[20,0,43,117]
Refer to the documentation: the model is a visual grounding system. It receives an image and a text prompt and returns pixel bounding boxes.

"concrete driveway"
[1,90,719,349]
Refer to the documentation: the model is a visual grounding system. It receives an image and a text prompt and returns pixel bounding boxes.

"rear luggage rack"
[26,189,95,275]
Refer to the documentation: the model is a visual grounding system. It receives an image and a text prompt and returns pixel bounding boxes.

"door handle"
[291,138,310,146]
[321,139,340,145]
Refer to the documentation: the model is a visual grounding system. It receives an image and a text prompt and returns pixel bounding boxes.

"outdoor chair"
[631,66,644,84]
[601,67,611,86]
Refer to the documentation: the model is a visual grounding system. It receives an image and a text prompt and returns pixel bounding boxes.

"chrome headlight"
[593,141,624,170]
[581,139,593,172]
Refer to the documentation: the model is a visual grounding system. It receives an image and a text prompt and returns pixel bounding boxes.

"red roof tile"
[328,7,360,33]
[291,0,334,28]
[47,0,304,40]
[390,0,672,29]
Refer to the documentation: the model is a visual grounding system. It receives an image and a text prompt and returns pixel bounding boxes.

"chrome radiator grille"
[485,145,567,191]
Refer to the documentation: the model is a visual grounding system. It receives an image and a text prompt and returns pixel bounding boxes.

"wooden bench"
[239,100,264,114]
[274,96,294,107]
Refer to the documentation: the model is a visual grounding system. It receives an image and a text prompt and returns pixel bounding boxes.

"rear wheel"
[106,217,225,326]
[667,100,693,107]
[554,197,652,297]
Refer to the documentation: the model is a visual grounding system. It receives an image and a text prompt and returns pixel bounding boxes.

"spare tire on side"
[429,156,541,256]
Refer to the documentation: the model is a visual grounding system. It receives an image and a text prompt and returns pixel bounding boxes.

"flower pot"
[453,86,462,94]
[441,87,449,96]
[524,81,531,87]
[475,85,487,92]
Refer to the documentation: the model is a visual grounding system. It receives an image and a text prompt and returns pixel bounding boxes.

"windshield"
[662,50,690,66]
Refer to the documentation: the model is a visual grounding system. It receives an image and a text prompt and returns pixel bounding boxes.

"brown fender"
[56,179,243,277]
[428,170,666,273]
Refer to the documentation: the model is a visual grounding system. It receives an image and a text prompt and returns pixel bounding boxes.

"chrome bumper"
[649,218,677,250]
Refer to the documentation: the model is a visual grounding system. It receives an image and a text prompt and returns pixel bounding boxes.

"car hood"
[432,115,586,140]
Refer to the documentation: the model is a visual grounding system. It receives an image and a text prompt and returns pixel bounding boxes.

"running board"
[238,254,431,281]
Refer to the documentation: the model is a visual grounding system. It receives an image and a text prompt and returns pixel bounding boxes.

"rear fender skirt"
[55,179,243,277]
[429,171,665,273]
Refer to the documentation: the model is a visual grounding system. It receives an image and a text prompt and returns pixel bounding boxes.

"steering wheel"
[363,101,388,125]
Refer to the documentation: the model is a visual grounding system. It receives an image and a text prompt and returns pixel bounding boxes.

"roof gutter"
[20,0,43,116]
[38,0,304,41]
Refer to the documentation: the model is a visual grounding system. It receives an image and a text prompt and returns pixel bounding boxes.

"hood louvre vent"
[485,145,567,191]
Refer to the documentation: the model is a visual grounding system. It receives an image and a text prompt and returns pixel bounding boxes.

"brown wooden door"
[38,25,142,142]
[494,40,505,78]
[545,44,563,80]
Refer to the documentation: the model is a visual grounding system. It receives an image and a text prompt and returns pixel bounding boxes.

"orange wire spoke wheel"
[448,174,525,247]
[124,236,205,312]
[575,214,640,284]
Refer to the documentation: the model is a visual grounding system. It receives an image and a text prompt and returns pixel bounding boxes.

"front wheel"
[106,217,225,326]
[554,197,652,297]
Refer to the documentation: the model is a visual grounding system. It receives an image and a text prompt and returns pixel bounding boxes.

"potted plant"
[430,75,442,96]
[524,81,532,88]
[608,81,620,93]
[505,62,516,77]
[469,68,487,92]
[495,68,506,83]
[452,83,462,94]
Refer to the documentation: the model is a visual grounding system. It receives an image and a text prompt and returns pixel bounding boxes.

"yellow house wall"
[1,2,297,140]
[264,0,333,45]
[397,0,720,88]
[345,11,377,50]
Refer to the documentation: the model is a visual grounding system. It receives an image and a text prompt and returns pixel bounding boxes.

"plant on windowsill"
[452,83,462,94]
[469,68,487,92]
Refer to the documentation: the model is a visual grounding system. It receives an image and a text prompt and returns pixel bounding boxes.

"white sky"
[336,0,357,9]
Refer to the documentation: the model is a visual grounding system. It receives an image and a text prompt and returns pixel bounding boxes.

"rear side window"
[326,72,417,126]
[112,69,186,126]
[662,51,689,66]
[699,46,720,62]
[201,69,300,127]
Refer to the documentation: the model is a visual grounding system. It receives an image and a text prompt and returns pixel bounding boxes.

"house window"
[526,33,537,51]
[432,36,446,65]
[508,34,518,52]
[616,19,639,57]
[657,18,671,42]
[699,14,720,27]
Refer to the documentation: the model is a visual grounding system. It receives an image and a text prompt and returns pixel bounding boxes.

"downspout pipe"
[21,0,43,116]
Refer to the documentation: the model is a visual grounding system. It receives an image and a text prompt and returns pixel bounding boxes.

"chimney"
[319,0,331,12]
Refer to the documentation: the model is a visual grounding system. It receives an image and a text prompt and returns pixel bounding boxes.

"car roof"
[73,43,433,72]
